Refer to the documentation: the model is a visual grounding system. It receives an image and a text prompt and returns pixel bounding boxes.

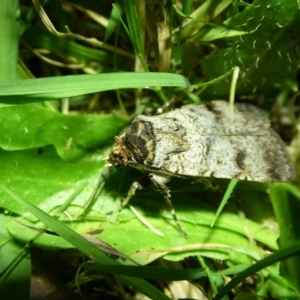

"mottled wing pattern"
[145,101,294,182]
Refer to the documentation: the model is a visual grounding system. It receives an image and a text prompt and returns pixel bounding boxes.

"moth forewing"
[108,100,296,235]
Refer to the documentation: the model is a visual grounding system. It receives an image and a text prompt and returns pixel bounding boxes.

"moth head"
[108,135,133,167]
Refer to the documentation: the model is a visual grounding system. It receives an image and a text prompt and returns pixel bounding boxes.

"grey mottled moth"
[108,100,295,235]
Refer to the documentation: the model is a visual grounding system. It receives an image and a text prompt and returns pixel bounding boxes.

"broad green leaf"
[0,103,128,160]
[0,102,127,215]
[6,167,279,265]
[0,145,105,215]
[202,0,300,98]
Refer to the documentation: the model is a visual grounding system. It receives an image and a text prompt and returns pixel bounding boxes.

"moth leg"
[121,180,142,209]
[149,173,187,237]
[121,175,150,208]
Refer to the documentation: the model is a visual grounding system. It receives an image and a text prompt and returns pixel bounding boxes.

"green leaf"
[0,184,170,300]
[0,214,31,300]
[104,3,123,43]
[22,26,126,67]
[193,27,248,42]
[179,0,232,40]
[0,0,19,81]
[123,0,149,71]
[6,169,279,265]
[213,237,300,300]
[270,183,300,292]
[0,103,128,160]
[0,72,189,103]
[202,0,300,98]
[124,0,143,55]
[0,102,126,214]
[0,145,105,215]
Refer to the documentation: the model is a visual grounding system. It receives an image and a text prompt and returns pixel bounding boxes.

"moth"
[108,100,295,235]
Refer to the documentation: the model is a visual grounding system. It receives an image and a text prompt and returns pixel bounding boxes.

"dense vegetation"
[0,1,300,299]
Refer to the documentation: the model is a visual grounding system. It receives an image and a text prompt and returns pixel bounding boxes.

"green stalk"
[0,0,19,80]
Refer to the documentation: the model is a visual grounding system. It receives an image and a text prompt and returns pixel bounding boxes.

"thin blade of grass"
[0,72,189,103]
[0,183,171,300]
